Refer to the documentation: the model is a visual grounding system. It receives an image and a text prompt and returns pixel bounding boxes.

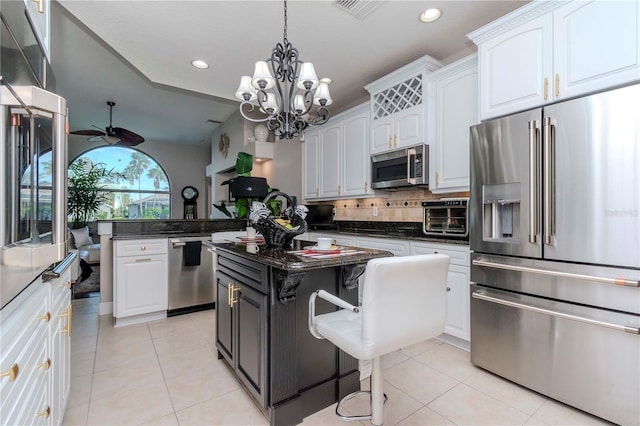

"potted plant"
[67,160,119,229]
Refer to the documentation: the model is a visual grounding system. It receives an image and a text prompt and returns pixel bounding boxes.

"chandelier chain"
[283,0,288,44]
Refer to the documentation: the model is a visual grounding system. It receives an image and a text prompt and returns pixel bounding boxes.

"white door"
[303,131,320,199]
[319,125,341,198]
[478,14,553,119]
[370,115,393,154]
[116,255,168,317]
[443,264,470,340]
[341,112,370,197]
[428,56,478,193]
[553,0,640,101]
[394,105,424,148]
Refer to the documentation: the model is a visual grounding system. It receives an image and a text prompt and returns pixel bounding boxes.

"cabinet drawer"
[0,317,49,425]
[410,242,470,266]
[115,239,167,257]
[217,252,267,295]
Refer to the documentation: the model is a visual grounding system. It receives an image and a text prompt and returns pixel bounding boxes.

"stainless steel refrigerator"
[469,83,639,425]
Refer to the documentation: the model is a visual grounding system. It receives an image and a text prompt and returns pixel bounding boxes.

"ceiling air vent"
[333,0,385,20]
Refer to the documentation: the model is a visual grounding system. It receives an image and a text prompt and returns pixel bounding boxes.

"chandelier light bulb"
[251,61,275,90]
[236,76,257,101]
[294,94,306,113]
[297,63,319,90]
[261,93,278,114]
[314,81,333,106]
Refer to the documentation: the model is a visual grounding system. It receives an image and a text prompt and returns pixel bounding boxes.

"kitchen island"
[213,240,392,426]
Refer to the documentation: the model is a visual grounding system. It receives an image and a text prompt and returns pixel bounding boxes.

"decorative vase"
[254,124,269,143]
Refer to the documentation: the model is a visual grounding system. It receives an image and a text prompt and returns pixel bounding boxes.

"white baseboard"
[99,301,113,316]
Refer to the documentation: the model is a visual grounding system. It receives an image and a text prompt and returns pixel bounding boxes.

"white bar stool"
[308,254,450,425]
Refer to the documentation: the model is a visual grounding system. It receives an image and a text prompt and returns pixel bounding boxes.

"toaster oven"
[422,198,469,238]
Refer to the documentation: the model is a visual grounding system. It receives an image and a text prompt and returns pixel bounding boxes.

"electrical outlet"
[372,206,379,217]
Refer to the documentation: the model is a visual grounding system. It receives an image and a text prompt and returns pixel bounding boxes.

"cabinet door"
[115,254,168,317]
[370,116,393,154]
[394,105,424,148]
[50,301,70,426]
[356,236,410,256]
[319,124,341,198]
[303,130,320,199]
[215,274,233,362]
[428,56,478,193]
[443,264,470,341]
[234,284,268,408]
[478,14,553,120]
[341,112,370,197]
[553,0,640,101]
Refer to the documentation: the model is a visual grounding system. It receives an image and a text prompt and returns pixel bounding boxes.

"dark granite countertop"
[212,240,392,272]
[309,221,469,246]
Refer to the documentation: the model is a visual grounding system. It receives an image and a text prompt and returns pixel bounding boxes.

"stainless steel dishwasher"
[168,236,214,315]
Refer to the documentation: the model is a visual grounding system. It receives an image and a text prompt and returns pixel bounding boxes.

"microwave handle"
[407,148,417,185]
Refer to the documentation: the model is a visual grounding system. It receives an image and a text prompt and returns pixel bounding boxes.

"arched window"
[69,147,170,221]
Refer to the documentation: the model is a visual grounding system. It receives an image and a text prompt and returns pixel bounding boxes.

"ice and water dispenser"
[483,182,521,242]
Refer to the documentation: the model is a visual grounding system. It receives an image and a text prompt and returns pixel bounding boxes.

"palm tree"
[123,152,151,217]
[146,165,168,210]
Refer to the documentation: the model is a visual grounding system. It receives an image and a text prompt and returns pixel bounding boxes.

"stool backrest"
[361,254,450,358]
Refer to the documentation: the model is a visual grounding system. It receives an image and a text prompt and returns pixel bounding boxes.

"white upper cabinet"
[319,124,341,198]
[23,0,50,61]
[427,54,479,193]
[302,104,373,200]
[341,109,371,197]
[469,0,640,120]
[303,130,320,199]
[366,55,442,154]
[553,0,640,100]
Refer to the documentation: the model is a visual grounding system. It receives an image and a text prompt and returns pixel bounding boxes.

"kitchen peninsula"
[212,240,392,425]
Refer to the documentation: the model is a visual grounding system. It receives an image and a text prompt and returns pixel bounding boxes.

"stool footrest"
[335,390,388,422]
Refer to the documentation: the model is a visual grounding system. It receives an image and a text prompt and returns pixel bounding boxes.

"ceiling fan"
[70,101,145,146]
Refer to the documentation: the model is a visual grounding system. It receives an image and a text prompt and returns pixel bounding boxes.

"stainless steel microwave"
[371,144,428,189]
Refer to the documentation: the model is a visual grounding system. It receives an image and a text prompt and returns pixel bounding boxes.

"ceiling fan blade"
[70,129,105,136]
[113,127,145,146]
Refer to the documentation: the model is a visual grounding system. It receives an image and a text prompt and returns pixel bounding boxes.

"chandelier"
[235,0,332,140]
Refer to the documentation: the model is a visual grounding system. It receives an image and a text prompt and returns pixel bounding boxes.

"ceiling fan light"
[236,76,257,101]
[251,61,275,90]
[103,135,121,145]
[297,63,319,90]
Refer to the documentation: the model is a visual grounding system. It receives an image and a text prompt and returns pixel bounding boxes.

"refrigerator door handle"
[472,258,640,287]
[528,120,540,243]
[472,289,640,334]
[543,117,555,245]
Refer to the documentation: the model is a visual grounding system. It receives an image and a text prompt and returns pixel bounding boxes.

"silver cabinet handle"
[472,290,639,334]
[528,120,540,244]
[472,259,639,287]
[135,258,152,262]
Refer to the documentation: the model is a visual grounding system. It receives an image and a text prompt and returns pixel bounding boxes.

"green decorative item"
[220,152,255,219]
[68,160,120,228]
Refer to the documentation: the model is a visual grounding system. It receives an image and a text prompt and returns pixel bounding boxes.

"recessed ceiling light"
[419,8,442,23]
[191,59,209,69]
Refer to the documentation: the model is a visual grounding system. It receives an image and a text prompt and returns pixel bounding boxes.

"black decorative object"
[251,191,307,247]
[230,176,269,199]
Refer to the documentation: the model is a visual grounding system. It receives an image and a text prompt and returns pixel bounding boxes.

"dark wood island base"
[212,241,392,425]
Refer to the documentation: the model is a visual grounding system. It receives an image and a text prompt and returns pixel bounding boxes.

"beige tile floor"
[63,297,612,426]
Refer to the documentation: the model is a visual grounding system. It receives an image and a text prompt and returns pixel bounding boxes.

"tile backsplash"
[329,189,470,222]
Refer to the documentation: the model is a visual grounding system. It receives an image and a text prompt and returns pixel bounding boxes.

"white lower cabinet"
[0,262,72,426]
[114,239,168,326]
[410,241,470,343]
[356,236,410,257]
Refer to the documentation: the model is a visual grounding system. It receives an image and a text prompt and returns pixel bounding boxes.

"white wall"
[68,136,211,219]
[259,137,303,202]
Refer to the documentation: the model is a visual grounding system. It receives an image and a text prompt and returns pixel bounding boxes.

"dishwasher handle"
[171,241,186,248]
[472,289,640,334]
